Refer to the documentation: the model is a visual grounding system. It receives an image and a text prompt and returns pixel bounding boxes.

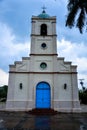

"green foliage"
[66,0,87,33]
[79,89,87,104]
[0,85,8,102]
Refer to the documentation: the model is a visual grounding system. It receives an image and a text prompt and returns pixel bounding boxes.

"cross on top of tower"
[42,5,46,13]
[42,5,46,10]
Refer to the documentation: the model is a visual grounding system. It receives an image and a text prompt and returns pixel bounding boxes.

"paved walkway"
[81,104,87,112]
[0,111,87,130]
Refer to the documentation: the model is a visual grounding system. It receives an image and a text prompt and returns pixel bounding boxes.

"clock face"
[40,62,47,69]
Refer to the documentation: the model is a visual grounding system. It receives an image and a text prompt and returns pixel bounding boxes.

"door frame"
[36,82,51,109]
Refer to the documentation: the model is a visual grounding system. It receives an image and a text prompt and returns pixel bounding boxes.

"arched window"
[40,24,47,36]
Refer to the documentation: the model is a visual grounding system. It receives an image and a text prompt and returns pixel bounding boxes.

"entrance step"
[28,108,58,115]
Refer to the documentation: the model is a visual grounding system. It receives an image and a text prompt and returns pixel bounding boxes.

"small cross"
[42,5,46,11]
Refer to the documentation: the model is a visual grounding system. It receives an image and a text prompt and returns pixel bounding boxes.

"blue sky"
[0,0,87,88]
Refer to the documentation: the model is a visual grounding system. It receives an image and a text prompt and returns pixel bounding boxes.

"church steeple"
[31,10,57,55]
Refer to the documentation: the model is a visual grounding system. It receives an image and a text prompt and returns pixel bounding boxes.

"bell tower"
[30,8,57,56]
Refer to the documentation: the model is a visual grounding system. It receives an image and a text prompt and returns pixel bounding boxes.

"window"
[64,83,67,89]
[40,24,47,36]
[40,62,47,69]
[19,83,23,89]
[41,43,47,49]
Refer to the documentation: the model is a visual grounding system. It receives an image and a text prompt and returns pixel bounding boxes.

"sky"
[0,0,87,89]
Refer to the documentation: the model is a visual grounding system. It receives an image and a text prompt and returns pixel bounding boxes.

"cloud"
[0,22,30,54]
[57,39,87,88]
[0,22,30,71]
[57,39,87,61]
[0,69,8,86]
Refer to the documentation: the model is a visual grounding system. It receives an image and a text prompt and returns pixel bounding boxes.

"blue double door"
[36,82,51,108]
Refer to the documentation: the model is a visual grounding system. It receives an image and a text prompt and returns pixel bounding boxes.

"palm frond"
[76,9,85,33]
[66,3,79,28]
[83,0,87,14]
[67,0,77,11]
[66,0,87,33]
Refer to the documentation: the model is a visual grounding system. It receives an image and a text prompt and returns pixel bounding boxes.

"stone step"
[28,108,58,115]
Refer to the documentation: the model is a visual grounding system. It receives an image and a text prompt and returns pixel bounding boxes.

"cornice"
[30,54,58,56]
[9,71,77,74]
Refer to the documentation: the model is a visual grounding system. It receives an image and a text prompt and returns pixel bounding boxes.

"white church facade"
[6,9,81,112]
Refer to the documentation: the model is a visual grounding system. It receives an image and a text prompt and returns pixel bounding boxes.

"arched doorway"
[36,82,51,108]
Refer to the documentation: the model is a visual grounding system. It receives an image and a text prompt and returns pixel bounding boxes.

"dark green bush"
[79,89,87,104]
[0,85,8,102]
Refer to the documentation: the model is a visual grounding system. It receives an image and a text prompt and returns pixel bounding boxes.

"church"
[6,9,81,112]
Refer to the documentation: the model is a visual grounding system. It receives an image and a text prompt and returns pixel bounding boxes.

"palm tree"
[66,0,87,33]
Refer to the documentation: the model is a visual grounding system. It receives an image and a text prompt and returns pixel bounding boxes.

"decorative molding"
[15,61,22,65]
[17,64,27,71]
[32,16,56,20]
[31,20,36,23]
[60,63,70,72]
[37,39,51,41]
[9,71,77,74]
[30,54,58,56]
[31,34,57,37]
[22,57,30,60]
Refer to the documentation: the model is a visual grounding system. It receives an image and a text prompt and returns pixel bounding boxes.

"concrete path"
[0,111,87,130]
